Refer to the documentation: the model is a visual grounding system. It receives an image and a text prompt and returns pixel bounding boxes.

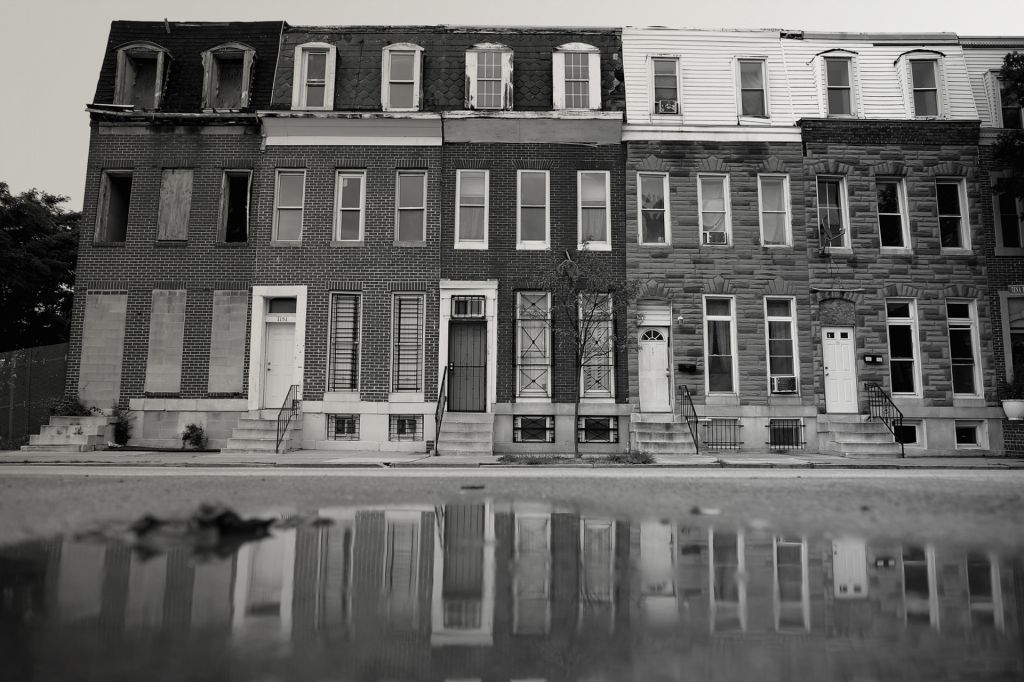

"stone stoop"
[819,414,903,456]
[630,416,699,455]
[437,412,494,456]
[222,411,302,454]
[21,415,115,452]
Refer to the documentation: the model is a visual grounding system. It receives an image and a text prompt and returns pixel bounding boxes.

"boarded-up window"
[329,294,360,391]
[95,172,132,242]
[208,290,248,393]
[392,294,424,391]
[156,169,193,240]
[220,171,250,242]
[78,291,128,407]
[145,290,186,393]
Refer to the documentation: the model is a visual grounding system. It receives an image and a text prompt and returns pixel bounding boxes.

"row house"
[961,36,1024,455]
[621,28,1008,455]
[7,508,1020,680]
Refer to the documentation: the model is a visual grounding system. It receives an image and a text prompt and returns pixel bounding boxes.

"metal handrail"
[865,382,905,457]
[275,384,300,454]
[433,365,449,456]
[676,384,700,455]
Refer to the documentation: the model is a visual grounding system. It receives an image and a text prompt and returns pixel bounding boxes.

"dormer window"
[114,42,170,110]
[201,43,256,110]
[737,58,768,118]
[465,44,513,110]
[291,43,336,111]
[814,49,859,118]
[897,51,946,119]
[553,43,601,111]
[382,44,423,111]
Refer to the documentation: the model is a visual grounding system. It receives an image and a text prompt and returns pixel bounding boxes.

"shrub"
[181,423,208,450]
[50,396,95,417]
[111,405,132,446]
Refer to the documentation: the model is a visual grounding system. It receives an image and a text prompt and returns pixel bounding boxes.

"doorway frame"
[821,325,858,414]
[638,326,672,412]
[247,285,307,411]
[636,303,674,412]
[439,280,498,413]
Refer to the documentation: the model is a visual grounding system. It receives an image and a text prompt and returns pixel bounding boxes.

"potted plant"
[998,376,1024,420]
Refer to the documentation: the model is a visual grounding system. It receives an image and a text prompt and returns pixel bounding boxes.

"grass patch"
[496,452,656,465]
[496,454,576,465]
[605,452,656,465]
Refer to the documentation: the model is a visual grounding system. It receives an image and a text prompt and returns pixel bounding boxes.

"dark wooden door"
[448,322,487,412]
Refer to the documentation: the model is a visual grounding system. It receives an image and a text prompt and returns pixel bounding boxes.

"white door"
[263,322,295,408]
[822,326,857,413]
[832,539,868,599]
[639,328,671,412]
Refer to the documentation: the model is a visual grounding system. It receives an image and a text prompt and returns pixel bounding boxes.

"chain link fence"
[0,344,68,449]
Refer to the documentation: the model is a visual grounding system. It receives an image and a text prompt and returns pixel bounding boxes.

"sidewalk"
[1,448,1023,469]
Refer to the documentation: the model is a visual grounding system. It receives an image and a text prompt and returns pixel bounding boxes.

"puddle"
[1,502,1021,681]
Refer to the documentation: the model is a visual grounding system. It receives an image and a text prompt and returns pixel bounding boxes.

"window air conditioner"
[655,99,678,114]
[704,231,728,245]
[771,375,798,393]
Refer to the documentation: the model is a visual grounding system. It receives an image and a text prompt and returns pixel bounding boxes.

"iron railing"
[275,384,300,454]
[701,419,743,450]
[434,364,449,456]
[675,384,700,454]
[767,419,806,451]
[865,382,905,457]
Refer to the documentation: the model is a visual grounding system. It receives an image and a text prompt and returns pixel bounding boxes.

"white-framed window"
[291,42,336,110]
[773,536,809,632]
[333,171,365,242]
[704,296,737,394]
[698,174,731,246]
[994,186,1024,250]
[936,178,970,250]
[219,170,250,243]
[954,420,986,449]
[1004,296,1024,380]
[391,294,424,392]
[757,174,791,247]
[824,56,854,117]
[328,293,361,391]
[272,169,305,242]
[201,42,255,110]
[737,58,768,118]
[651,56,680,114]
[516,292,551,398]
[553,43,600,110]
[638,172,670,245]
[382,43,423,111]
[513,512,552,634]
[886,299,921,396]
[156,169,194,241]
[395,171,426,243]
[907,57,942,118]
[455,169,489,249]
[95,171,133,243]
[991,72,1022,129]
[946,300,981,397]
[578,171,611,250]
[876,178,910,250]
[580,294,614,399]
[764,298,798,395]
[466,45,513,110]
[114,42,170,110]
[517,170,550,249]
[816,176,850,250]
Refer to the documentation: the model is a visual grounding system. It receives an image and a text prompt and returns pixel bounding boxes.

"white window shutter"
[552,52,565,110]
[936,58,949,119]
[814,57,826,116]
[153,53,166,110]
[465,50,477,109]
[898,59,913,117]
[200,51,213,109]
[850,57,862,117]
[291,45,304,109]
[380,48,390,110]
[588,51,601,110]
[413,49,422,110]
[985,71,1002,127]
[502,50,514,110]
[241,51,255,109]
[324,47,337,111]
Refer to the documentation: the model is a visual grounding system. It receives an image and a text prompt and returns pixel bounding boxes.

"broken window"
[95,171,133,242]
[202,43,255,110]
[114,43,170,110]
[220,171,250,243]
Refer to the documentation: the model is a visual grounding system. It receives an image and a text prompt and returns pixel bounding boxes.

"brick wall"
[441,142,627,404]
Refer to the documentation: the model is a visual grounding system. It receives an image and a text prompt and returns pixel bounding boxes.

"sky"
[1,0,1021,211]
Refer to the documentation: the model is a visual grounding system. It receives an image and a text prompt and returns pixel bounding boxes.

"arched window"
[640,329,665,342]
[201,42,256,110]
[114,42,171,110]
[382,43,424,111]
[465,43,513,110]
[552,43,600,110]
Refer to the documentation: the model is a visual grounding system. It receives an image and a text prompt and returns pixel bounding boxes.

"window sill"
[879,247,913,256]
[995,246,1024,257]
[454,242,488,250]
[291,106,334,112]
[389,392,425,403]
[639,241,672,248]
[394,240,427,247]
[270,240,303,247]
[92,241,127,247]
[939,247,972,256]
[516,396,552,403]
[155,240,188,248]
[330,240,364,248]
[516,242,550,251]
[761,244,792,250]
[705,394,740,406]
[822,247,853,256]
[577,243,611,252]
[215,241,248,248]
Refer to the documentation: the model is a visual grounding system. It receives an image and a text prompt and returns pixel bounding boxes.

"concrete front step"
[48,416,112,428]
[828,430,899,443]
[825,441,904,456]
[632,430,697,443]
[437,412,494,456]
[635,440,698,454]
[438,431,493,444]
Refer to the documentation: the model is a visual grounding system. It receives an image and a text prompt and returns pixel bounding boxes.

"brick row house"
[36,20,1022,455]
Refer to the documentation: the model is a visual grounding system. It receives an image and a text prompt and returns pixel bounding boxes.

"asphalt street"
[1,467,1022,551]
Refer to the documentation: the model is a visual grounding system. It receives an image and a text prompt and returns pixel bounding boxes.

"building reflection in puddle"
[2,502,1022,681]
